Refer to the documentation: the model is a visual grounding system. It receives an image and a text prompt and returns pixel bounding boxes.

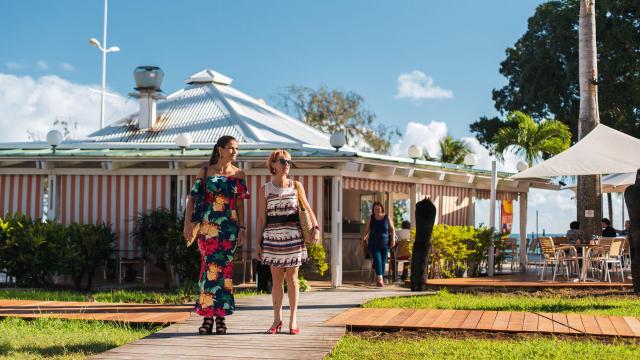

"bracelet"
[238,225,246,230]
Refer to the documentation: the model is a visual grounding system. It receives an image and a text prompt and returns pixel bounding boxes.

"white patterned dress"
[261,181,307,267]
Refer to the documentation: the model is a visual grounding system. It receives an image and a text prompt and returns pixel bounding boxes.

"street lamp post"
[89,0,120,129]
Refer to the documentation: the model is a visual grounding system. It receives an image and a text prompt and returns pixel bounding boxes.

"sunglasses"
[276,158,294,166]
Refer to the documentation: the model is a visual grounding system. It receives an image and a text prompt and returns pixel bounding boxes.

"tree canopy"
[471,0,640,146]
[277,85,399,154]
[424,136,473,165]
[493,111,571,166]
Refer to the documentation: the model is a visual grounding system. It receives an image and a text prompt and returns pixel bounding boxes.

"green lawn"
[328,334,640,360]
[0,287,260,304]
[0,317,159,359]
[364,290,640,317]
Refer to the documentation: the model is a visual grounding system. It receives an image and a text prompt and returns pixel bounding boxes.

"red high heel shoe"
[266,321,283,334]
[289,327,300,335]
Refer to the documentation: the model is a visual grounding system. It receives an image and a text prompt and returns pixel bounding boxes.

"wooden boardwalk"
[325,308,640,337]
[93,288,410,360]
[0,299,191,324]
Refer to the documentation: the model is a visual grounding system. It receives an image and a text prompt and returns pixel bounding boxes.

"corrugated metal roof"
[89,85,245,143]
[86,69,348,150]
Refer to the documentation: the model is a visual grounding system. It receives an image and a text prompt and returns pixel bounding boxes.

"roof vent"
[130,66,166,130]
[134,66,164,91]
[185,69,232,85]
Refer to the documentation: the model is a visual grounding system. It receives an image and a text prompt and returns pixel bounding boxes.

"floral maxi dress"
[190,175,249,317]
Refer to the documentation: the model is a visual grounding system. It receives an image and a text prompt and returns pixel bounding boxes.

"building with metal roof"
[0,68,554,287]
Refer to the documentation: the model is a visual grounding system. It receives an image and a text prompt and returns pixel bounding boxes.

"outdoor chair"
[526,237,544,273]
[602,237,625,283]
[598,237,614,251]
[622,237,631,271]
[538,237,579,281]
[118,254,147,284]
[584,246,607,281]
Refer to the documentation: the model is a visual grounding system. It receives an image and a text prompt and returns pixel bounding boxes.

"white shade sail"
[511,124,640,179]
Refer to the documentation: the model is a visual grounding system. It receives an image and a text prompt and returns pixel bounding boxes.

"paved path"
[93,288,410,360]
[326,308,640,337]
[0,299,191,324]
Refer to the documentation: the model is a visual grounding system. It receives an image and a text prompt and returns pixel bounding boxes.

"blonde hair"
[267,149,291,174]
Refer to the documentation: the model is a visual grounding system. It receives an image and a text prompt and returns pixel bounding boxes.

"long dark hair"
[209,135,237,165]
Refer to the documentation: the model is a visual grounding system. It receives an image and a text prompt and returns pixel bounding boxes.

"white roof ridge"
[185,69,232,85]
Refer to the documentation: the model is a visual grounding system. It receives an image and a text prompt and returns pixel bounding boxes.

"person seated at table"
[601,218,617,237]
[395,221,412,281]
[618,220,631,236]
[565,221,583,244]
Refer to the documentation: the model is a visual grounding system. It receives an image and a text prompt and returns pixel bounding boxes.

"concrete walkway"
[93,287,411,360]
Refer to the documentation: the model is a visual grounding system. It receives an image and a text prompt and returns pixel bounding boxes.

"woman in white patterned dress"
[255,149,319,335]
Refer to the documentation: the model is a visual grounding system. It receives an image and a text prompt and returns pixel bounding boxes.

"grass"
[328,334,640,360]
[0,287,260,304]
[363,289,640,317]
[0,317,159,359]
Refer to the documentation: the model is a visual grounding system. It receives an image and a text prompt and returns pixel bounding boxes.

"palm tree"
[577,0,608,286]
[493,111,571,167]
[423,136,472,165]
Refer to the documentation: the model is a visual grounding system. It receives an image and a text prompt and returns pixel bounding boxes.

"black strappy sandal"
[198,317,214,335]
[215,317,227,335]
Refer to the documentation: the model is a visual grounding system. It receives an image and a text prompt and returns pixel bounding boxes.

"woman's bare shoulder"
[233,168,246,179]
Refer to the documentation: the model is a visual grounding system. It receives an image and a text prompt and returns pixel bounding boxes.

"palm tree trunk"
[577,0,602,241]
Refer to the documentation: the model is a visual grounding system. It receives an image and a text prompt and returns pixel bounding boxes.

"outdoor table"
[561,243,600,282]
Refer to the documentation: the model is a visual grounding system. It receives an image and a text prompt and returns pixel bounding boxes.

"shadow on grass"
[0,341,121,357]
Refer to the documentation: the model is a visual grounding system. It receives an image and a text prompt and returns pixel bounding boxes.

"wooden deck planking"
[609,316,635,337]
[431,309,457,328]
[399,309,431,327]
[460,310,484,329]
[0,299,192,324]
[96,289,411,360]
[565,314,585,334]
[580,314,602,335]
[417,309,445,328]
[522,312,539,332]
[551,313,570,334]
[384,308,416,327]
[624,317,640,337]
[491,312,511,331]
[507,312,525,332]
[595,315,618,336]
[476,311,498,330]
[536,313,554,333]
[448,310,470,329]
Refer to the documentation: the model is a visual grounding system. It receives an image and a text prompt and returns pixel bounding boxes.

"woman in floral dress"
[183,135,250,335]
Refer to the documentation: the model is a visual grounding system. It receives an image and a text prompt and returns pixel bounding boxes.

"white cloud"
[389,120,448,159]
[395,70,453,101]
[37,60,49,70]
[6,62,24,70]
[0,73,137,142]
[59,62,74,71]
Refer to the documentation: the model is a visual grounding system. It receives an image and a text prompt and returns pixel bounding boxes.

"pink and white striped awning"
[476,190,520,201]
[343,177,411,193]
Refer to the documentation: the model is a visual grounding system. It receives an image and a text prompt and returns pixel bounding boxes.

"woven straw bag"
[293,181,318,245]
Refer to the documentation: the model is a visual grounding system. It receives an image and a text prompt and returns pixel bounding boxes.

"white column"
[47,175,58,221]
[468,188,476,226]
[330,176,343,288]
[176,175,187,214]
[409,184,419,226]
[519,192,528,271]
[488,160,497,277]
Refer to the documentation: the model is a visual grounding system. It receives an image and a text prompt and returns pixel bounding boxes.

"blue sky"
[1,0,545,138]
[3,0,625,233]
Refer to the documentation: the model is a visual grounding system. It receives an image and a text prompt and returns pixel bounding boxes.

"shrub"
[131,208,183,288]
[68,223,115,290]
[0,214,55,287]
